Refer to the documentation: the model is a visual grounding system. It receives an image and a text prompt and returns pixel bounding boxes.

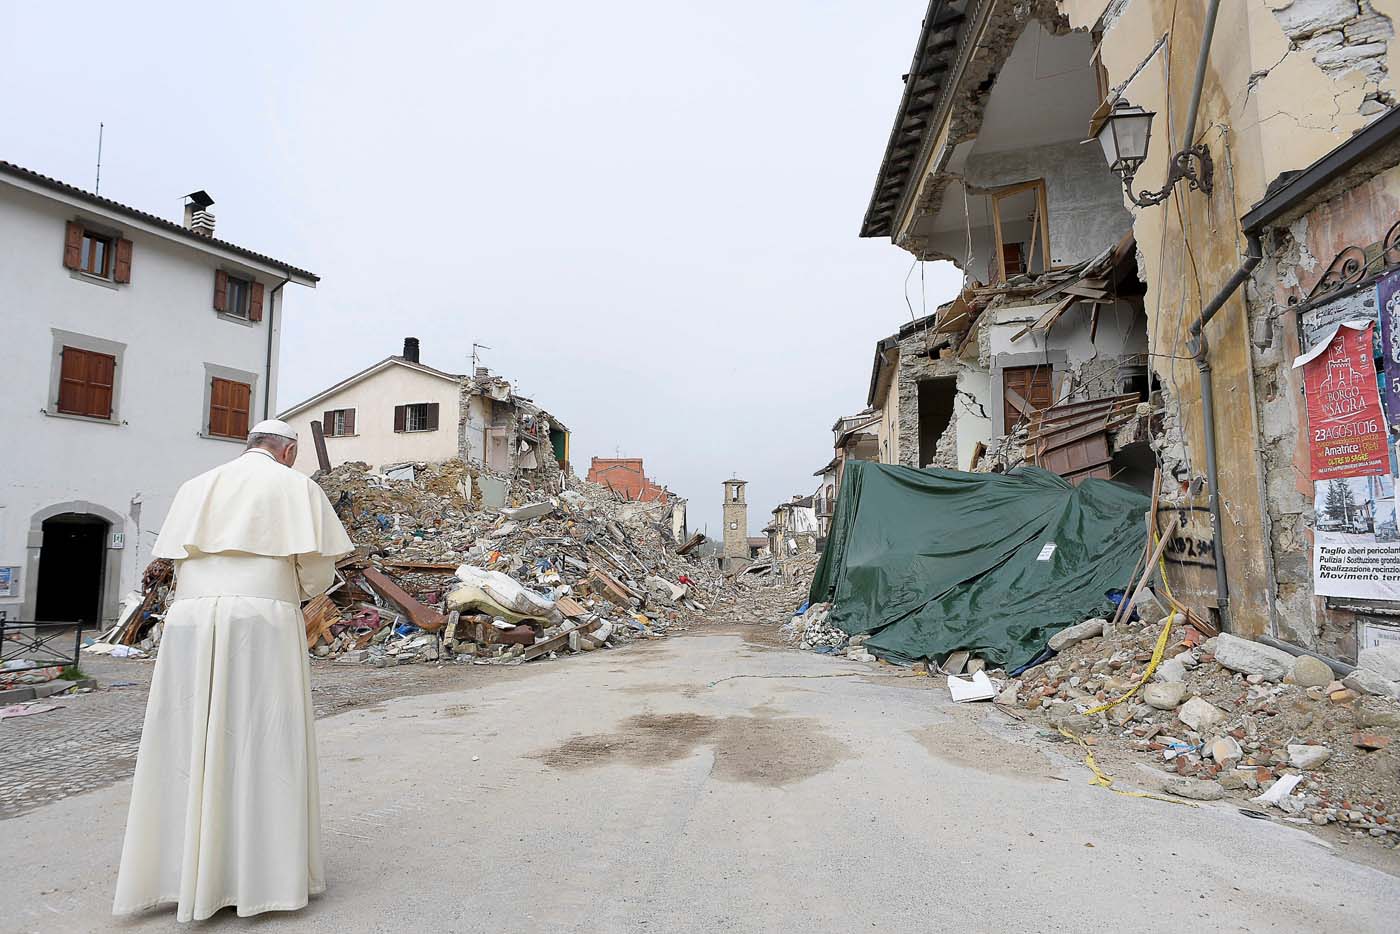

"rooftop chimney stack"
[475,366,490,379]
[402,337,420,363]
[182,190,216,237]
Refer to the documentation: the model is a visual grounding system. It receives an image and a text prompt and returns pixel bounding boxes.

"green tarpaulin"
[808,462,1149,671]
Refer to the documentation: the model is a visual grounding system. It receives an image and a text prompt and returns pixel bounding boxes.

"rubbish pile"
[1002,611,1400,846]
[307,460,723,667]
[712,552,819,625]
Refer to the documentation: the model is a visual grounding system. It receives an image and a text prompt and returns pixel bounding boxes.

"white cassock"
[113,448,354,922]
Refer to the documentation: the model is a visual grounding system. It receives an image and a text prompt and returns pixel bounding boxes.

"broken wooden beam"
[361,567,447,632]
[521,619,601,661]
[310,419,332,473]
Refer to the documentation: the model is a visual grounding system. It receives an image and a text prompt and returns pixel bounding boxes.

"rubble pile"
[711,553,818,625]
[1002,612,1400,847]
[309,460,725,667]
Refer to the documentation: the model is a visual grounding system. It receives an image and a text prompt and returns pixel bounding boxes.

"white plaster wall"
[987,301,1145,364]
[955,367,996,470]
[283,364,462,473]
[0,180,298,623]
[462,394,489,466]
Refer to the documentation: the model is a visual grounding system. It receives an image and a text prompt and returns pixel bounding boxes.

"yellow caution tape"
[1056,726,1198,807]
[1083,611,1174,716]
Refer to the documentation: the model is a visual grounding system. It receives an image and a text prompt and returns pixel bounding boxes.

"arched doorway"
[35,513,109,623]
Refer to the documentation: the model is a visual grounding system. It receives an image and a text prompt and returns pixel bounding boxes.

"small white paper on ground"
[948,670,997,702]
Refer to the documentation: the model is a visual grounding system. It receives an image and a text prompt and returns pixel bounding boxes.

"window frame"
[224,273,252,320]
[327,407,356,437]
[80,231,113,278]
[404,402,430,433]
[45,329,127,426]
[989,179,1051,285]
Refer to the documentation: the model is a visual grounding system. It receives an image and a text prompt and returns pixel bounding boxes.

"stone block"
[1359,646,1400,681]
[1343,667,1400,698]
[1179,697,1226,734]
[1213,634,1294,681]
[1289,655,1333,688]
[0,686,37,704]
[1273,0,1361,38]
[502,501,555,522]
[1048,618,1105,652]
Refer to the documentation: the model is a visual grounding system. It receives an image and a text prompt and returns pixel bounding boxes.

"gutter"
[264,273,292,420]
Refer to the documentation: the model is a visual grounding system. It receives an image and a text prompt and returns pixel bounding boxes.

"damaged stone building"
[280,337,570,482]
[863,0,1400,661]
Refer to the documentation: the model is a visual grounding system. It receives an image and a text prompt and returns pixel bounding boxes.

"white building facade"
[0,160,316,626]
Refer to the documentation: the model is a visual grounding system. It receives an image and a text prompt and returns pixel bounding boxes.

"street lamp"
[1095,100,1213,208]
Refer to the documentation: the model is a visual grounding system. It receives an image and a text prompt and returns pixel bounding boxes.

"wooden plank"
[522,619,601,661]
[310,419,332,472]
[381,560,461,571]
[555,596,588,619]
[361,567,447,632]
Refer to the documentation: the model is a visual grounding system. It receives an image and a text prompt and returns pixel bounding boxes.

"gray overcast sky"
[4,1,963,537]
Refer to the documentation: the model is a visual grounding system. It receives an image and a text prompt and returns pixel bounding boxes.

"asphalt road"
[3,629,1398,933]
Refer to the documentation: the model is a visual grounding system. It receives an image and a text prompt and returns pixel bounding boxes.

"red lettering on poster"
[1304,322,1389,480]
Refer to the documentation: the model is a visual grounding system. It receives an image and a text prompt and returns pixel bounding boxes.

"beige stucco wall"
[1058,0,1398,635]
[283,363,462,474]
[877,349,902,465]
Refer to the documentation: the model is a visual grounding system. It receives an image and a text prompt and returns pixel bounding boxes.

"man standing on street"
[114,420,354,922]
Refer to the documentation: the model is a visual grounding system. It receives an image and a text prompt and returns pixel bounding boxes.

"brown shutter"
[87,351,115,418]
[63,221,84,270]
[57,347,90,414]
[425,402,440,431]
[113,238,133,283]
[344,408,355,435]
[209,378,230,437]
[231,382,251,438]
[213,270,229,312]
[323,410,335,437]
[393,405,407,432]
[248,281,265,322]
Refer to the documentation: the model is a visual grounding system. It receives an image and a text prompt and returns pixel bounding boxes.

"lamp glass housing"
[1097,102,1155,176]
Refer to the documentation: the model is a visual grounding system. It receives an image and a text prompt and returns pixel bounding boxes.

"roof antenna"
[94,122,104,194]
[471,342,491,372]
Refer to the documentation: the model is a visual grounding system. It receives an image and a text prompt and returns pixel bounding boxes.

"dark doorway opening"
[917,377,956,467]
[1110,441,1157,495]
[36,513,108,623]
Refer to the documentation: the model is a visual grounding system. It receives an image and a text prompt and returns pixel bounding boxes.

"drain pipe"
[263,273,293,420]
[1186,232,1263,635]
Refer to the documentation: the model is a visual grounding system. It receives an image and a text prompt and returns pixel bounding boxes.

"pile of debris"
[304,460,722,667]
[996,610,1400,846]
[711,553,818,625]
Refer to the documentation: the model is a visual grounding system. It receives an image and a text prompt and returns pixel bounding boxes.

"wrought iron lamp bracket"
[1123,144,1214,208]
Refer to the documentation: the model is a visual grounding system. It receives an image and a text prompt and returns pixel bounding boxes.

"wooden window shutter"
[231,381,251,438]
[58,347,91,415]
[393,405,407,432]
[209,377,231,437]
[63,221,83,270]
[113,238,133,283]
[87,351,115,418]
[344,408,355,435]
[213,270,229,313]
[324,409,335,436]
[426,402,440,431]
[248,281,265,322]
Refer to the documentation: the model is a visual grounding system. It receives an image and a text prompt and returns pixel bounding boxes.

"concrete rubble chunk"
[1288,744,1333,769]
[1178,696,1226,734]
[1208,735,1243,766]
[1342,667,1400,699]
[994,680,1021,706]
[1289,655,1333,688]
[1212,633,1294,681]
[1160,777,1226,801]
[1359,646,1400,682]
[1143,681,1188,710]
[1154,657,1187,684]
[1048,618,1105,653]
[501,501,555,522]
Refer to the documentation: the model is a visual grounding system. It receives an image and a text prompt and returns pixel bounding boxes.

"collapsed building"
[279,338,570,486]
[856,0,1400,664]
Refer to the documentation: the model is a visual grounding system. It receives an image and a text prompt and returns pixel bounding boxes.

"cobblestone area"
[0,655,486,820]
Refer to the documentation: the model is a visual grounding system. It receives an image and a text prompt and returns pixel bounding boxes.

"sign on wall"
[1299,284,1400,598]
[0,566,14,598]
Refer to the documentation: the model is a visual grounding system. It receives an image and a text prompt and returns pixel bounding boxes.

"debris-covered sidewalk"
[91,459,726,671]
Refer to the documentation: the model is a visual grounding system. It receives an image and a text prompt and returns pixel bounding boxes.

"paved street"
[3,628,1399,933]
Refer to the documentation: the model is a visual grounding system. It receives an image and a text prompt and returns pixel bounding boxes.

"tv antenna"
[95,122,104,194]
[471,342,491,371]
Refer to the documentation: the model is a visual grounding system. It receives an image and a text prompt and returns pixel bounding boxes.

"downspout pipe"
[264,273,293,420]
[1185,231,1263,636]
[1180,0,1222,149]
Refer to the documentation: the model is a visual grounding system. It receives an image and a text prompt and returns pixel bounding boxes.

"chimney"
[402,337,420,363]
[182,190,216,237]
[475,366,490,379]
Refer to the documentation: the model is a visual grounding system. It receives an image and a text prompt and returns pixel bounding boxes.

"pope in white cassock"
[114,419,354,922]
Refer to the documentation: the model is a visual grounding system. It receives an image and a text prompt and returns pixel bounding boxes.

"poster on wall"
[1297,296,1400,598]
[1297,321,1389,480]
[1377,268,1400,425]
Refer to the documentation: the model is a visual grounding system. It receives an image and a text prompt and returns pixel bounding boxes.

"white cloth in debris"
[114,453,352,922]
[151,449,354,563]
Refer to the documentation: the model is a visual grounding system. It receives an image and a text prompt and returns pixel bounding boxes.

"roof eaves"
[277,356,462,419]
[0,159,319,283]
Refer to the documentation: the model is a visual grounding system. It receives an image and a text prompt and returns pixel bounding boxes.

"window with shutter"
[394,405,407,432]
[323,408,357,437]
[113,238,133,283]
[57,346,116,419]
[213,270,229,313]
[209,377,252,439]
[63,221,83,269]
[248,281,264,322]
[401,403,433,432]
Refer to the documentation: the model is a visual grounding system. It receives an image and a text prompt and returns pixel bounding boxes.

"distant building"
[587,457,668,502]
[721,479,749,573]
[279,338,570,479]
